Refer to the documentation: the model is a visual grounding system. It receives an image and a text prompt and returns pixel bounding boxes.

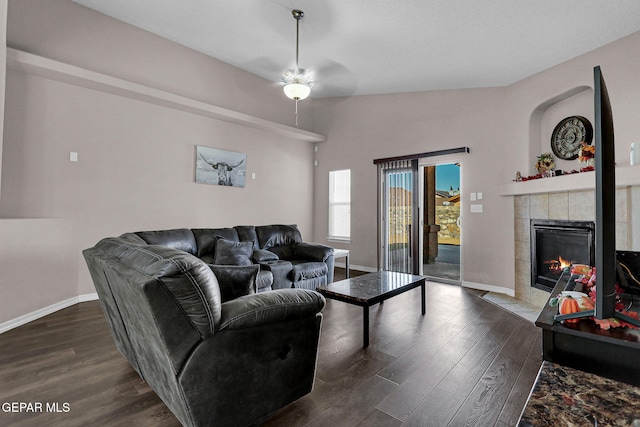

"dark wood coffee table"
[317,271,426,348]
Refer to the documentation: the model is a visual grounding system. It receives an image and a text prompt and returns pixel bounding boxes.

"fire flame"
[545,255,572,273]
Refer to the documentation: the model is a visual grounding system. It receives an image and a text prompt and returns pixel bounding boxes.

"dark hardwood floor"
[0,269,542,426]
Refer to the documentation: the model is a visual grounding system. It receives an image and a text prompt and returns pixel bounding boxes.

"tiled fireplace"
[514,188,633,308]
[500,164,640,308]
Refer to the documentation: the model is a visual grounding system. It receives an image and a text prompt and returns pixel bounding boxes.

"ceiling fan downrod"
[292,9,303,73]
[282,8,313,127]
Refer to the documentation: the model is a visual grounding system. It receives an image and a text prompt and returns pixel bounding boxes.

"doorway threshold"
[422,261,460,282]
[424,275,461,286]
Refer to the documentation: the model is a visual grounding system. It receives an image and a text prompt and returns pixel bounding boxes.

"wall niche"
[528,86,593,177]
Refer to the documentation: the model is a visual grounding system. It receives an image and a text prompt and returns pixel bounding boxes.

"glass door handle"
[457,216,462,228]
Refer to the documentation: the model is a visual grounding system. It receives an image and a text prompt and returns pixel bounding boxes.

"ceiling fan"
[281,9,314,126]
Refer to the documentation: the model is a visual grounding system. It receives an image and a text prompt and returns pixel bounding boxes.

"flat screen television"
[594,65,616,319]
[594,66,640,326]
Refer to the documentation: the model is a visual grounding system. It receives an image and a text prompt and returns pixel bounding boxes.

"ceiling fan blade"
[308,59,358,97]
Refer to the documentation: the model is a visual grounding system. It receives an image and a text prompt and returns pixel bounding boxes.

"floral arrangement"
[578,142,595,163]
[515,168,585,182]
[550,264,639,330]
[535,152,555,173]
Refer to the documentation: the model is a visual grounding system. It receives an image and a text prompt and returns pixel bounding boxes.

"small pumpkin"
[579,296,594,311]
[559,296,581,323]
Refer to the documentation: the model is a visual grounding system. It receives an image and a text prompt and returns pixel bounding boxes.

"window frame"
[328,169,351,241]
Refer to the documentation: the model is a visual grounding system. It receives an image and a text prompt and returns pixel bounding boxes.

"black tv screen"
[594,65,616,319]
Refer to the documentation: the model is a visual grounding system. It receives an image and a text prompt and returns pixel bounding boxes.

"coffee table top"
[317,270,425,307]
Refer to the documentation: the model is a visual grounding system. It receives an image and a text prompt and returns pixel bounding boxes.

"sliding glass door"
[378,159,419,274]
[375,148,469,276]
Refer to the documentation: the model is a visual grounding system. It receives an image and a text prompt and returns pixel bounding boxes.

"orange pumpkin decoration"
[559,296,581,323]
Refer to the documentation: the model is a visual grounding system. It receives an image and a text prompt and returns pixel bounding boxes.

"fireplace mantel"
[499,163,640,196]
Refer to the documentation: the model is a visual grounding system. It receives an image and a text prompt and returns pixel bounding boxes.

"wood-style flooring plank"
[495,332,543,426]
[0,269,543,427]
[436,310,520,396]
[446,320,540,427]
[304,375,397,427]
[402,387,466,427]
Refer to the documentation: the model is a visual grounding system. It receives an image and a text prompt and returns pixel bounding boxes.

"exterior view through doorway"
[422,163,461,283]
[375,147,468,278]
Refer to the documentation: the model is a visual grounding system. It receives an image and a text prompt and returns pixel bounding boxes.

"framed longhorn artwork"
[195,146,247,188]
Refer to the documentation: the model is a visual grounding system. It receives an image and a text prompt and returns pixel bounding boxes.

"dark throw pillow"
[209,265,259,302]
[252,248,279,263]
[213,238,253,266]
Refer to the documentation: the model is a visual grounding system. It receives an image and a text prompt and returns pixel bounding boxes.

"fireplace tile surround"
[514,187,635,308]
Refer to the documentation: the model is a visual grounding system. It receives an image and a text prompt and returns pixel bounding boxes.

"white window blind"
[328,169,351,240]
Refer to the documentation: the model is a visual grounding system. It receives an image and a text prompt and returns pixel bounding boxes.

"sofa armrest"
[218,289,325,331]
[252,248,279,263]
[294,242,334,262]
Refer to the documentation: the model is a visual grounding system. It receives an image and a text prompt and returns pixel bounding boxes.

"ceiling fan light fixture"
[282,68,313,100]
[284,83,311,100]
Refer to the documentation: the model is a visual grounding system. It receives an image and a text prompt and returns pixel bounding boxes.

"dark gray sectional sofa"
[135,224,335,291]
[82,224,333,426]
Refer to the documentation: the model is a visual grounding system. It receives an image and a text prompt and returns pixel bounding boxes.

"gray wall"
[0,0,316,324]
[312,30,640,294]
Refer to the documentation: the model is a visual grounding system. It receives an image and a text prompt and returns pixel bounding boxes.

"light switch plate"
[70,152,78,162]
[470,192,477,201]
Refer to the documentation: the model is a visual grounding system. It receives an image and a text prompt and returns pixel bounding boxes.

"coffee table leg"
[345,253,350,279]
[363,306,369,348]
[421,282,426,315]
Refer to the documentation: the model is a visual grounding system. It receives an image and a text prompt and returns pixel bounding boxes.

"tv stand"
[554,306,640,328]
[536,279,640,387]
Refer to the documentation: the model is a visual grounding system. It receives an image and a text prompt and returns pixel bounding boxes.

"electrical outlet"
[470,204,483,213]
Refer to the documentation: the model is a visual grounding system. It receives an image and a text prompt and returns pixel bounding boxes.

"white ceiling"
[72,0,640,98]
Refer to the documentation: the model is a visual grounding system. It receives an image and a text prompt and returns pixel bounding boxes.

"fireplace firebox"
[530,219,595,292]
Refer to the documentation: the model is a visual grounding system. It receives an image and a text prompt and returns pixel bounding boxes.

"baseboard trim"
[0,292,99,334]
[462,281,516,297]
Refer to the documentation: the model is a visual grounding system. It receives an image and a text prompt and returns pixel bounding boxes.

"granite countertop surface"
[519,361,640,426]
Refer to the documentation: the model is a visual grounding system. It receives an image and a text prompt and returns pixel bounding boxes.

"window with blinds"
[328,169,351,240]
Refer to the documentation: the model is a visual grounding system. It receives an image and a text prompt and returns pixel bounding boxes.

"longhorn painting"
[195,146,247,187]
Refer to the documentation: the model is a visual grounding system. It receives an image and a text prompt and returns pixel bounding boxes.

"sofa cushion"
[235,225,259,250]
[192,228,240,264]
[252,248,279,263]
[209,265,259,302]
[260,260,293,290]
[135,229,197,255]
[268,245,295,260]
[213,238,253,266]
[256,224,302,250]
[289,261,328,282]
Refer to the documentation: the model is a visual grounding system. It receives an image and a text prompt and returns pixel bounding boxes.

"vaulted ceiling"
[72,0,640,98]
